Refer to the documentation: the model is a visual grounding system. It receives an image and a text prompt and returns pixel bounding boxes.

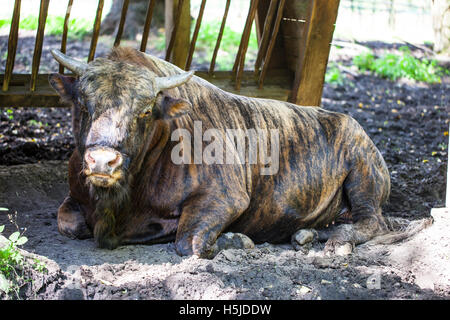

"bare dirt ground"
[0,37,449,300]
[0,162,449,300]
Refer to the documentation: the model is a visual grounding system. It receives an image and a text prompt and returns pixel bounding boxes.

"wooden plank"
[114,0,130,47]
[234,0,259,91]
[289,0,340,106]
[2,0,21,92]
[30,0,50,92]
[254,0,278,73]
[140,0,157,52]
[88,0,105,62]
[280,0,309,72]
[258,0,285,88]
[232,0,258,75]
[209,0,231,75]
[254,0,286,71]
[59,0,74,74]
[165,0,190,68]
[0,71,293,107]
[0,74,64,107]
[185,0,207,70]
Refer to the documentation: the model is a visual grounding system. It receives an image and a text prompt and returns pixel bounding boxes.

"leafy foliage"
[192,20,258,70]
[0,210,46,299]
[325,63,345,86]
[353,46,446,83]
[0,15,93,39]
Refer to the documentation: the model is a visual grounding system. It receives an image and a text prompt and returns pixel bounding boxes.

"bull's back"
[222,103,355,242]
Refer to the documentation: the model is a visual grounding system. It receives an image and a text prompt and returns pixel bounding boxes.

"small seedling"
[0,211,47,299]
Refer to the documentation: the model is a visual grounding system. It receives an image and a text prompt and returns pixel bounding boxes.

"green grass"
[195,21,258,70]
[353,46,446,83]
[0,15,93,39]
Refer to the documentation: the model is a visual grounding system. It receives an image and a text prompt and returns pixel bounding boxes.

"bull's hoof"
[208,232,255,259]
[291,229,318,253]
[324,239,353,256]
[57,196,92,240]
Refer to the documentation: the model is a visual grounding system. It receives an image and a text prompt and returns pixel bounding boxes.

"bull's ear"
[48,73,77,101]
[153,94,190,120]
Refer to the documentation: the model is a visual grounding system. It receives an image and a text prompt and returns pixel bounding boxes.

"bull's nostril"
[86,153,95,164]
[108,155,121,168]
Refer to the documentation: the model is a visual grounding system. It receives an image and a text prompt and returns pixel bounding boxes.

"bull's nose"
[85,147,122,174]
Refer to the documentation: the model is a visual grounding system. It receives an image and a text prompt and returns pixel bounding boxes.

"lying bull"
[49,47,390,258]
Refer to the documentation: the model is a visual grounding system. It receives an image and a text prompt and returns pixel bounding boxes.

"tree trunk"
[100,0,165,39]
[432,0,450,55]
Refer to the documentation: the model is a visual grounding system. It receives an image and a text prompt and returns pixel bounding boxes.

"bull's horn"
[51,50,88,75]
[155,71,194,92]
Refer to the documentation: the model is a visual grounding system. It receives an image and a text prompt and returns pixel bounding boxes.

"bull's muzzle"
[84,147,123,187]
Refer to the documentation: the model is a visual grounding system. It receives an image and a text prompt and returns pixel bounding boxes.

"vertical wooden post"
[88,0,105,62]
[2,0,21,92]
[59,0,74,74]
[258,0,285,88]
[140,0,157,52]
[114,0,130,47]
[185,0,207,70]
[209,0,231,74]
[30,0,50,92]
[289,0,340,106]
[165,0,190,68]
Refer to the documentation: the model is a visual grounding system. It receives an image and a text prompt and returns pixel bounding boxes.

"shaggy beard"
[88,176,131,249]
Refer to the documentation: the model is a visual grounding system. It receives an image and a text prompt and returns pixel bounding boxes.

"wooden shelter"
[0,0,340,108]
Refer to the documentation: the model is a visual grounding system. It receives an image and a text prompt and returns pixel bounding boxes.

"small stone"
[321,279,332,285]
[298,286,311,294]
[292,229,317,251]
[221,249,236,261]
[335,243,353,256]
[353,283,362,288]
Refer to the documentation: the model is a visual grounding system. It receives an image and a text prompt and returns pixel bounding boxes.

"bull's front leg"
[175,193,250,258]
[58,195,92,239]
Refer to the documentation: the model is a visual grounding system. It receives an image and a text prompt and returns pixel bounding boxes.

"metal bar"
[235,0,259,91]
[258,0,285,89]
[114,0,130,47]
[254,0,278,73]
[2,0,21,92]
[185,0,207,70]
[88,0,105,62]
[165,0,185,61]
[209,0,230,75]
[140,0,157,52]
[59,0,74,74]
[30,0,50,92]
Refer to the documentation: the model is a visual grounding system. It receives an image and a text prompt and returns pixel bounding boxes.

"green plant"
[193,21,258,70]
[27,119,44,127]
[0,15,93,39]
[353,46,446,83]
[325,63,345,86]
[6,109,13,120]
[0,211,46,299]
[0,226,28,294]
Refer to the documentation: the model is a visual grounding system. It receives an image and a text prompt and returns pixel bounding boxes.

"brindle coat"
[50,47,390,258]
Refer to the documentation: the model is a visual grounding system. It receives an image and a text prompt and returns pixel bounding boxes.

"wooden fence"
[0,0,340,108]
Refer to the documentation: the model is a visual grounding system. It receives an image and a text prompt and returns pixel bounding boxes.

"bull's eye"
[139,107,152,118]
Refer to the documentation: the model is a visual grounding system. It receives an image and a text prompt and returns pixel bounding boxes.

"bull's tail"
[364,216,433,246]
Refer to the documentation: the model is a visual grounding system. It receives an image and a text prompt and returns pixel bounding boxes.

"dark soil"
[0,36,449,300]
